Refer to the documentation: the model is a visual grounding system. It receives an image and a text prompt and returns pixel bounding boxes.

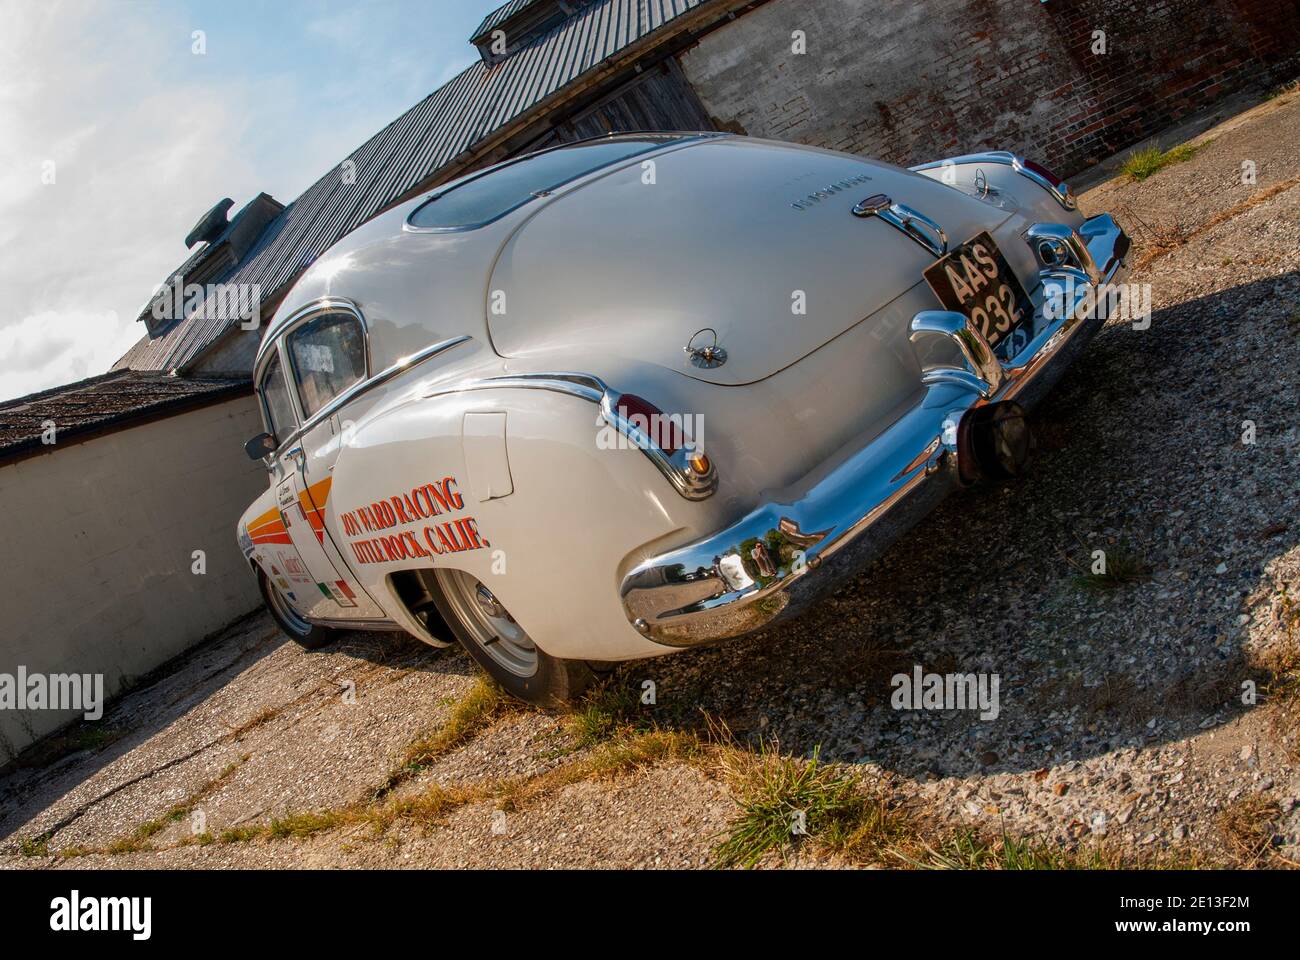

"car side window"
[286,312,367,419]
[260,353,298,444]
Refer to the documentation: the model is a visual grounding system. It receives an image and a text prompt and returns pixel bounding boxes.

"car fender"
[326,385,703,661]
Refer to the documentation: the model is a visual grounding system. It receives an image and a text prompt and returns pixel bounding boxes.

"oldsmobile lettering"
[790,171,873,210]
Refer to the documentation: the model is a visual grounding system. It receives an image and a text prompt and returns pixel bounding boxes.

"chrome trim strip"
[254,297,369,383]
[304,616,406,631]
[304,335,473,433]
[620,212,1127,646]
[423,372,718,501]
[910,151,1077,212]
[260,332,471,461]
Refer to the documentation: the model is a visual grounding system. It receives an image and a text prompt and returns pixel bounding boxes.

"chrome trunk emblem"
[852,194,948,258]
[851,193,892,216]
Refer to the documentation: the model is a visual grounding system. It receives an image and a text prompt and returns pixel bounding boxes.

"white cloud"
[0,1,266,401]
[0,0,480,403]
[0,310,123,398]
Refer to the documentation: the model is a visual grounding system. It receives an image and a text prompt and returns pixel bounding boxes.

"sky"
[0,0,501,402]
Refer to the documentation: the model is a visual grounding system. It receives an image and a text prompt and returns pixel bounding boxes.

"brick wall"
[680,0,1300,176]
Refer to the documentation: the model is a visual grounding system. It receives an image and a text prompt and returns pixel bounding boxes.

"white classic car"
[238,132,1128,704]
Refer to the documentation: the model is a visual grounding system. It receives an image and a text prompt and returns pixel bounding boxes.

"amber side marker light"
[687,452,711,475]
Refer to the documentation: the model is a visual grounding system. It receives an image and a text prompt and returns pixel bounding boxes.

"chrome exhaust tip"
[957,401,1033,483]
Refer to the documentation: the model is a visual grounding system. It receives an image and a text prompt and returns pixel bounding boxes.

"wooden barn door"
[533,58,717,147]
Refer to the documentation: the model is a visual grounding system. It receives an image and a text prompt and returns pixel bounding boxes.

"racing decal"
[338,475,491,566]
[297,476,332,547]
[315,579,358,607]
[247,505,291,546]
[273,551,313,585]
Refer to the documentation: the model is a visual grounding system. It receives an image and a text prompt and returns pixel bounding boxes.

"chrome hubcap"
[436,570,538,678]
[267,577,311,637]
[474,584,507,620]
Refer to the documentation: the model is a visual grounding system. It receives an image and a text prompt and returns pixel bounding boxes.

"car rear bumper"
[619,213,1129,648]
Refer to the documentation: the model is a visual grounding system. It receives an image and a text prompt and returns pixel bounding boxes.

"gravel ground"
[2,89,1298,870]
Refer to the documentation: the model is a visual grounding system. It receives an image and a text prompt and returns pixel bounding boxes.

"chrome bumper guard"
[620,213,1129,647]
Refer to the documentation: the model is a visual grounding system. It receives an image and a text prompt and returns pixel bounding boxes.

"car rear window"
[286,312,367,418]
[407,137,681,230]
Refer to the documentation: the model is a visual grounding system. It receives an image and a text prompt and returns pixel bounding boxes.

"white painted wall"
[0,394,267,759]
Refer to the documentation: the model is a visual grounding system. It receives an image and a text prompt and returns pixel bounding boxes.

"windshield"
[260,354,297,443]
[407,136,686,231]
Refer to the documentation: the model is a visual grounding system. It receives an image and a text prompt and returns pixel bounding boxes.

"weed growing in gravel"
[893,829,1202,870]
[375,674,514,797]
[713,743,868,868]
[269,811,348,840]
[216,826,262,844]
[7,724,125,773]
[566,675,650,749]
[1256,587,1300,762]
[1218,795,1282,867]
[499,729,703,813]
[104,758,246,855]
[107,806,187,854]
[18,834,49,857]
[1120,143,1202,181]
[193,729,704,848]
[1071,547,1150,591]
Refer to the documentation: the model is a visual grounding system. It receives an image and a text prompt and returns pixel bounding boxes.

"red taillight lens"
[615,393,685,455]
[1020,157,1064,189]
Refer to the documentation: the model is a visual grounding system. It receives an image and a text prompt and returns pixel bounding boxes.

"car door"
[256,351,346,621]
[278,303,386,620]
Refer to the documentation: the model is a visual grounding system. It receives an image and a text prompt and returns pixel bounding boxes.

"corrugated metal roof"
[470,0,545,43]
[116,0,719,374]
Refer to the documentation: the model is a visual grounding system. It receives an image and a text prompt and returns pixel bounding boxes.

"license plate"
[923,231,1033,349]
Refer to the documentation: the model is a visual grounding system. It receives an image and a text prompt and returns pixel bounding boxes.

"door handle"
[285,446,305,463]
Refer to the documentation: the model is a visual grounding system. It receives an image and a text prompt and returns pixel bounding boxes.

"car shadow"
[639,268,1300,780]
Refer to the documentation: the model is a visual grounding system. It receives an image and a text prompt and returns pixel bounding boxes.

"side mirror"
[245,432,276,461]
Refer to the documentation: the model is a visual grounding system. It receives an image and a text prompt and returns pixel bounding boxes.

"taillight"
[1020,157,1064,189]
[615,393,685,455]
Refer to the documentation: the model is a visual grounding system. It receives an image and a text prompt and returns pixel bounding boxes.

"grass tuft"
[374,674,513,798]
[1218,794,1281,867]
[894,828,1202,870]
[566,676,649,749]
[1119,142,1202,181]
[713,743,867,868]
[18,834,51,857]
[1073,547,1150,591]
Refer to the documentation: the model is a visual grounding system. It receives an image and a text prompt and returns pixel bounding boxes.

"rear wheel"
[257,568,336,650]
[431,568,594,707]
